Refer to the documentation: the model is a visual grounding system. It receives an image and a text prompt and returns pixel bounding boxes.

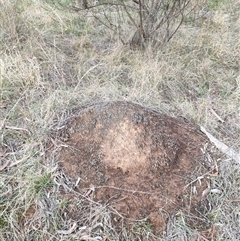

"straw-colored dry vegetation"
[0,0,239,240]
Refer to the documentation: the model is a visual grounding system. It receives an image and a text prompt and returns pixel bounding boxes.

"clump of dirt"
[53,101,214,234]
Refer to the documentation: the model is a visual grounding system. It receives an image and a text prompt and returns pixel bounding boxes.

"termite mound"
[52,101,213,234]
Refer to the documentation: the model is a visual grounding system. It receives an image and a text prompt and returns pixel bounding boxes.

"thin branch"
[71,2,124,12]
[122,2,139,29]
[92,13,115,32]
[138,0,147,47]
[166,11,184,43]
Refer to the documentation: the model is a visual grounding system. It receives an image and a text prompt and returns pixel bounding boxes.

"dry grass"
[0,0,240,240]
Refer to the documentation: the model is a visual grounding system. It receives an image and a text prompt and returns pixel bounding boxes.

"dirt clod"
[54,101,213,234]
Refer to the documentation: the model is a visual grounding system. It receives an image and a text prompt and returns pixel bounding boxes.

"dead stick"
[200,126,240,164]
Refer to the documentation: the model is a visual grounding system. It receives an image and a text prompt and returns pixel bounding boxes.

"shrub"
[67,0,209,50]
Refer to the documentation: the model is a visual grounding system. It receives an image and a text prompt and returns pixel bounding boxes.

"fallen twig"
[57,222,77,235]
[9,155,31,168]
[200,126,240,164]
[209,108,224,123]
[226,199,240,203]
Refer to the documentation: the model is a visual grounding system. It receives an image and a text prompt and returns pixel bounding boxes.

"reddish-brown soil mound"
[54,101,213,234]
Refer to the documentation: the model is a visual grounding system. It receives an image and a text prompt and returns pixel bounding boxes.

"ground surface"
[54,101,214,234]
[1,0,239,240]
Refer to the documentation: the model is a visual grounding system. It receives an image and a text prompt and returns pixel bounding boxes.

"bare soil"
[53,101,214,234]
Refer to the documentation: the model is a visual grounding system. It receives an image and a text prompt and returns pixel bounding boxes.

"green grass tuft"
[33,173,54,195]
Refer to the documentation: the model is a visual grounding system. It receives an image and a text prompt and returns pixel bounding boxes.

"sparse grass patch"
[48,0,72,8]
[32,172,54,195]
[0,0,239,240]
[208,0,228,9]
[131,220,154,237]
